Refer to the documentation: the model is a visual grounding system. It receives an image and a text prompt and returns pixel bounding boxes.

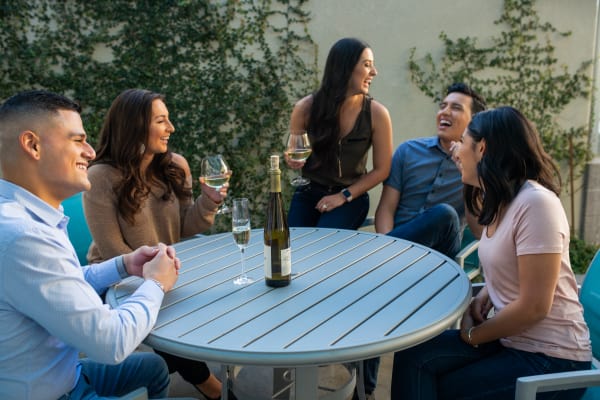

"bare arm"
[345,100,393,198]
[285,95,312,170]
[375,184,400,234]
[461,253,561,346]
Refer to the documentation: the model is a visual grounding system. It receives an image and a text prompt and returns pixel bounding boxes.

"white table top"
[107,227,471,368]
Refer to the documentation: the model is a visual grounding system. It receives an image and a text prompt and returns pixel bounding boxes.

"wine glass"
[232,198,253,285]
[201,154,231,214]
[285,131,312,186]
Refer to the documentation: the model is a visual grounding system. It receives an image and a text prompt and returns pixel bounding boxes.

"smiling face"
[37,110,96,206]
[454,130,485,188]
[144,99,174,156]
[436,92,473,151]
[347,48,377,96]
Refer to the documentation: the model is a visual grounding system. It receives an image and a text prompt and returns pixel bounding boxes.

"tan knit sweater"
[83,163,218,263]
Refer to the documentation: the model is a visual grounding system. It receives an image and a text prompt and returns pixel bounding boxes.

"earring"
[140,143,146,155]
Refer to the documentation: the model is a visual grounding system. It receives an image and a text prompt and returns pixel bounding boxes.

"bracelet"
[467,326,479,348]
[147,278,165,293]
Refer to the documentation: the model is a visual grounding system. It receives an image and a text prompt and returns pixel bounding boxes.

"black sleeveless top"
[303,95,373,187]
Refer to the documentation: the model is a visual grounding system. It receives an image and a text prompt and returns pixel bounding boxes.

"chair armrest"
[454,240,479,267]
[455,240,481,280]
[360,216,375,228]
[515,369,600,400]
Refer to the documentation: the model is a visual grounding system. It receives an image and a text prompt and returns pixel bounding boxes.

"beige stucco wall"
[303,0,598,231]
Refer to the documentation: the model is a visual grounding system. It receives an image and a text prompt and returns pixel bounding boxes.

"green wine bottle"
[263,155,291,287]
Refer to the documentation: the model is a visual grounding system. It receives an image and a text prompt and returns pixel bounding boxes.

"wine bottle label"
[263,245,291,278]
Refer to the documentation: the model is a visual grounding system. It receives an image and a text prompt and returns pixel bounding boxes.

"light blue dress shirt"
[384,136,464,226]
[0,179,164,400]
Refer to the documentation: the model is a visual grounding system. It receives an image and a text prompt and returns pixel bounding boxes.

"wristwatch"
[341,188,353,202]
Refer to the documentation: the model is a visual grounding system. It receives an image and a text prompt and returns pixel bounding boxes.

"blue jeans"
[387,203,461,258]
[288,183,369,229]
[391,329,591,400]
[60,352,170,399]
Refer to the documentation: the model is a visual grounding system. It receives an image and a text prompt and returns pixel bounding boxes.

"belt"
[308,181,345,193]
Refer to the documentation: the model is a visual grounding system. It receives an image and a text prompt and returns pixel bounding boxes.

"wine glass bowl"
[232,198,253,285]
[285,132,311,186]
[201,154,231,214]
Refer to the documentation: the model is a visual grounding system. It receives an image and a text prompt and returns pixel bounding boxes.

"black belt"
[308,181,345,193]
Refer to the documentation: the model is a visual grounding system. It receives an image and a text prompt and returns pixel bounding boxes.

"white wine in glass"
[285,132,311,186]
[201,154,231,214]
[232,198,253,285]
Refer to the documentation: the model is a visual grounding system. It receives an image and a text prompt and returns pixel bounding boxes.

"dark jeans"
[287,183,369,230]
[391,329,591,400]
[59,352,170,399]
[387,203,462,258]
[155,349,211,385]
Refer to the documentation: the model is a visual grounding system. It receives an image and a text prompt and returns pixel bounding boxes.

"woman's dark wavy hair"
[92,89,190,224]
[307,37,370,170]
[464,106,561,226]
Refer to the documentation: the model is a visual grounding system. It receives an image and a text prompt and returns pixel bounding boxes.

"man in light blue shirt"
[0,90,180,399]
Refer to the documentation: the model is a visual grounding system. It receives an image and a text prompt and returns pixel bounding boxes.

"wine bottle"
[263,155,291,287]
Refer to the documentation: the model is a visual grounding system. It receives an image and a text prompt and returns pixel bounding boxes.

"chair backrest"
[580,250,600,362]
[461,226,479,269]
[61,192,92,265]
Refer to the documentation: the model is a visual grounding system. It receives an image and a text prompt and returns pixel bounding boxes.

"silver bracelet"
[467,326,479,348]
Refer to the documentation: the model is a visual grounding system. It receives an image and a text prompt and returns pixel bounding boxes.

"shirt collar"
[0,179,67,229]
[425,136,448,155]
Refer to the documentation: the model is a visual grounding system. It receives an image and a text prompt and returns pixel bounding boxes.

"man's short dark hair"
[446,83,487,115]
[0,90,81,121]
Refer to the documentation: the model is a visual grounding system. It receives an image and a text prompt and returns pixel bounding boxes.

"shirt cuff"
[115,256,129,279]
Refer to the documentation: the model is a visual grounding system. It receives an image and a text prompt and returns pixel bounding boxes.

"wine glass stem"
[240,248,246,277]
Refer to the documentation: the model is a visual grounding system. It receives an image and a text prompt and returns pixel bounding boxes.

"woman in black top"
[285,37,393,230]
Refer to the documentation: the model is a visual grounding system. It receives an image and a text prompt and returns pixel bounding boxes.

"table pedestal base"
[221,364,357,399]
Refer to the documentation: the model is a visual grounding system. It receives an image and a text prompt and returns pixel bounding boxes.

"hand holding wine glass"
[284,131,312,186]
[232,198,253,285]
[200,154,231,214]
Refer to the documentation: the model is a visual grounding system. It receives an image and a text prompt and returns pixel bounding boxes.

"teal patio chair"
[454,226,481,280]
[515,249,600,399]
[360,216,481,280]
[61,192,92,265]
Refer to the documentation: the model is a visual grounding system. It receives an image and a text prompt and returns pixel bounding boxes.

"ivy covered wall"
[0,0,318,231]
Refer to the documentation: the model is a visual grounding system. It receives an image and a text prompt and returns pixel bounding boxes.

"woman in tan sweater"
[83,88,230,399]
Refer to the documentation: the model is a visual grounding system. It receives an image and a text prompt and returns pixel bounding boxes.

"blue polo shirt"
[384,136,464,227]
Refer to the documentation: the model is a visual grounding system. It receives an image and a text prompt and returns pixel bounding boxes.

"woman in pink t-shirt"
[391,106,592,400]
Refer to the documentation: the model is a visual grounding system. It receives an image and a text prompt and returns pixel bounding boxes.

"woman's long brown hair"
[92,89,191,224]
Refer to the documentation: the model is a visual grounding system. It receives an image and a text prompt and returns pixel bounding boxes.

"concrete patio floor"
[167,352,393,399]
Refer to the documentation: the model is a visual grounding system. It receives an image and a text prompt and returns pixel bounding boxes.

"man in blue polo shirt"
[375,82,486,257]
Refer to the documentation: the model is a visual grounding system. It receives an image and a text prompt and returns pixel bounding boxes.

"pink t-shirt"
[479,180,591,361]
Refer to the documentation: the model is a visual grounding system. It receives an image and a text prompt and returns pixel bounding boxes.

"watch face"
[342,189,351,199]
